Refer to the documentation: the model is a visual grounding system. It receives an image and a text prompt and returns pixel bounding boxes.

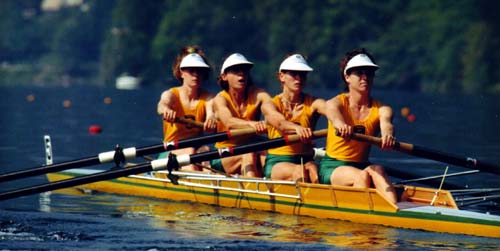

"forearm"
[325,99,347,128]
[379,106,394,136]
[277,120,304,134]
[157,91,175,116]
[157,102,169,116]
[380,120,394,137]
[205,99,216,120]
[223,117,259,129]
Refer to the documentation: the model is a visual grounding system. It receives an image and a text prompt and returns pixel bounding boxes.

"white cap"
[179,53,210,68]
[220,53,253,74]
[279,54,313,72]
[344,54,379,75]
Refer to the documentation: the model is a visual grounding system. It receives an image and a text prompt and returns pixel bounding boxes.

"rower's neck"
[180,85,199,100]
[348,91,371,107]
[281,89,302,104]
[228,88,246,104]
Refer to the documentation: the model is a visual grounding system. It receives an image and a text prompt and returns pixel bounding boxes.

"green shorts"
[264,154,314,178]
[209,158,225,172]
[318,155,370,184]
[157,152,167,159]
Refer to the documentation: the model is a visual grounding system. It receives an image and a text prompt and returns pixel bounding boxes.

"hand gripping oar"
[0,120,254,183]
[173,116,205,128]
[0,129,327,200]
[350,133,500,175]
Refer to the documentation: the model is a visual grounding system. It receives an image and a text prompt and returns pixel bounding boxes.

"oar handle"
[350,133,500,175]
[349,133,414,153]
[175,117,262,137]
[228,127,257,137]
[174,117,204,128]
[287,129,328,143]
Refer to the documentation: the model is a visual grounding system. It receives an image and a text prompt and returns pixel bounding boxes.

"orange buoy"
[88,125,103,134]
[407,114,416,122]
[401,107,410,117]
[26,94,35,102]
[63,100,72,108]
[104,97,112,104]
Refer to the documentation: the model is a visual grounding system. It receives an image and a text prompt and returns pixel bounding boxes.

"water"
[1,85,499,250]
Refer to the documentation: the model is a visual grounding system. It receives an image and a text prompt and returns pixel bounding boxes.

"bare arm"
[311,97,327,116]
[203,95,218,132]
[325,96,352,138]
[213,93,260,129]
[378,105,396,149]
[261,100,310,136]
[157,90,177,122]
[255,88,272,106]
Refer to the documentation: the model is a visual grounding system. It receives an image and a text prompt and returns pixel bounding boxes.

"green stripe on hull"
[62,171,500,228]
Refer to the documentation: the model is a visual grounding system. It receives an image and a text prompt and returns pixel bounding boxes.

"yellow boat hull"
[47,169,500,238]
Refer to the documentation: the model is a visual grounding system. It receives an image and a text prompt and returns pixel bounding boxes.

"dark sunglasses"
[349,68,375,77]
[182,67,209,74]
[283,70,308,78]
[226,65,251,74]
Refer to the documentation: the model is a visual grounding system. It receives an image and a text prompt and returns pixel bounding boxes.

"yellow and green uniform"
[319,93,380,184]
[211,88,262,171]
[264,94,319,178]
[162,87,209,142]
[214,89,261,148]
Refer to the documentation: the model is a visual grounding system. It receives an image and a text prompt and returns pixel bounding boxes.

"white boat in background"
[116,74,140,90]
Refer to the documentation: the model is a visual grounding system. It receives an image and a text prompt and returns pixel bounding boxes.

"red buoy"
[88,125,103,134]
[407,114,416,123]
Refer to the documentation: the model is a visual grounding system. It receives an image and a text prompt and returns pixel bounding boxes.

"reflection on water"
[34,188,500,250]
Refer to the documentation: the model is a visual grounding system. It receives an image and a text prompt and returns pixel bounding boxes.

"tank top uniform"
[214,89,261,148]
[264,94,319,178]
[319,93,381,184]
[162,87,209,142]
[267,94,318,155]
[325,93,380,162]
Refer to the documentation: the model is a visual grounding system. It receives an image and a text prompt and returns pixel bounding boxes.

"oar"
[450,188,500,196]
[173,116,205,128]
[395,170,479,185]
[385,165,464,190]
[0,129,327,200]
[350,133,500,175]
[0,121,255,183]
[454,194,500,207]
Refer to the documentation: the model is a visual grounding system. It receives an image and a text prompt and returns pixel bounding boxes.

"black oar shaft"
[0,157,101,183]
[351,133,500,175]
[0,128,256,183]
[0,129,326,201]
[0,163,153,201]
[412,145,500,175]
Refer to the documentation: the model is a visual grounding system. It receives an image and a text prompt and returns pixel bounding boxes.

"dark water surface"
[1,85,499,250]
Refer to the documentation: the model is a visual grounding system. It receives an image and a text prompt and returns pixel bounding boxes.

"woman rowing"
[212,53,271,177]
[262,54,326,183]
[157,45,217,171]
[320,48,398,203]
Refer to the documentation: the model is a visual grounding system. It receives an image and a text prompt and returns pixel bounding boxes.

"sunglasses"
[182,67,209,74]
[349,68,375,77]
[226,65,251,74]
[282,70,308,78]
